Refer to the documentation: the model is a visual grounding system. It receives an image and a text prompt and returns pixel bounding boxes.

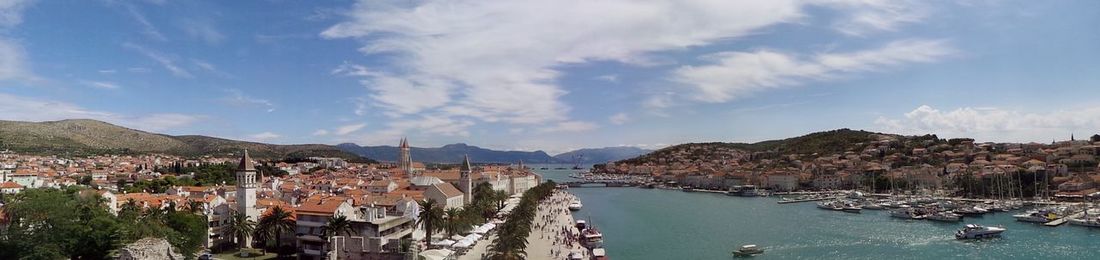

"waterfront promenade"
[526,190,588,259]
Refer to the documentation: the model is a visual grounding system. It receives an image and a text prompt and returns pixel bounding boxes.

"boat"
[739,186,760,197]
[1068,209,1100,228]
[928,212,963,222]
[1013,210,1058,223]
[581,227,604,249]
[539,167,549,170]
[681,186,696,192]
[732,244,764,257]
[955,224,1006,239]
[576,220,587,230]
[569,202,583,211]
[817,201,842,211]
[841,204,863,214]
[889,207,927,219]
[591,248,608,260]
[954,206,989,216]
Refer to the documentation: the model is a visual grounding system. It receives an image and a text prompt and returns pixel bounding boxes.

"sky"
[0,0,1098,154]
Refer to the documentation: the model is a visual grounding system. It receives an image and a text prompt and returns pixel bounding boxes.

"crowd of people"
[533,190,588,259]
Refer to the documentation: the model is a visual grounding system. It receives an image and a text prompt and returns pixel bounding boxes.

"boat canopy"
[592,248,607,257]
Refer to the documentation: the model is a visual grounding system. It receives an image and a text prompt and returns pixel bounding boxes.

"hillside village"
[597,130,1100,200]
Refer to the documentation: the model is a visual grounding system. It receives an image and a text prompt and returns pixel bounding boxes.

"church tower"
[399,137,413,174]
[235,150,260,245]
[459,154,473,204]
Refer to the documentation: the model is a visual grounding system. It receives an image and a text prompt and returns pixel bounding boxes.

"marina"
[534,165,1100,260]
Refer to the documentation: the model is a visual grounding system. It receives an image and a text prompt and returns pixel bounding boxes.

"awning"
[430,239,455,247]
[418,249,454,260]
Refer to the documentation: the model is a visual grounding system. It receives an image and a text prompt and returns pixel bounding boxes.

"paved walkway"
[525,191,587,260]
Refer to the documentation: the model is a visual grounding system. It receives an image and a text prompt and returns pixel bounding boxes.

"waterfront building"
[425,183,464,210]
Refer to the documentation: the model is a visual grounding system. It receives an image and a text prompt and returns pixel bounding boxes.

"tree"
[256,206,296,256]
[225,210,257,252]
[442,207,472,237]
[416,199,444,244]
[322,215,355,238]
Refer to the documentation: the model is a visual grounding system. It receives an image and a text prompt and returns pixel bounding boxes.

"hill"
[337,143,560,164]
[615,129,896,165]
[553,147,652,164]
[0,119,368,161]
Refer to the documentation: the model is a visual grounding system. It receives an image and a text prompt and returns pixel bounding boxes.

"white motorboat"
[1013,210,1057,223]
[889,207,927,219]
[732,244,764,257]
[955,224,1006,239]
[928,212,963,222]
[1068,209,1100,228]
[568,202,583,211]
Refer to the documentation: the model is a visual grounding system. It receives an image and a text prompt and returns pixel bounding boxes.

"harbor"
[535,166,1100,260]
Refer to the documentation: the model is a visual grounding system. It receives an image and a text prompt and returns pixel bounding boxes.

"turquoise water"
[532,165,1100,260]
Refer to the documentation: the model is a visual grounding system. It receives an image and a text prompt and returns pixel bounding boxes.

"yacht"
[739,185,760,197]
[817,201,842,211]
[889,207,927,219]
[569,202,583,211]
[581,227,604,249]
[954,206,989,216]
[732,244,764,257]
[928,211,963,222]
[591,248,608,260]
[1068,209,1100,228]
[862,202,886,210]
[955,224,1006,239]
[1013,210,1057,223]
[841,202,862,213]
[575,220,587,230]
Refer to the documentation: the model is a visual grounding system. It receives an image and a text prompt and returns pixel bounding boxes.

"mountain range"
[0,119,368,161]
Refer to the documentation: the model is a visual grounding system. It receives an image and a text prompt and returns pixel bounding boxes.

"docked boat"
[928,212,963,222]
[817,201,842,211]
[681,186,696,192]
[862,202,886,210]
[581,227,604,249]
[954,206,989,216]
[1067,209,1100,228]
[889,207,927,219]
[591,248,608,260]
[576,220,587,230]
[1013,210,1058,223]
[955,224,1006,239]
[569,202,584,211]
[841,202,862,213]
[732,244,764,257]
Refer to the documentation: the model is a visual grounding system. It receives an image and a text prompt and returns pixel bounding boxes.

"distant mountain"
[0,119,369,161]
[337,143,561,164]
[553,147,652,164]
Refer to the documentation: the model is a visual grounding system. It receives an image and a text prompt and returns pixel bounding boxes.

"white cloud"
[874,105,1100,143]
[0,92,203,132]
[127,67,151,73]
[80,80,121,90]
[814,0,926,36]
[179,18,224,45]
[123,42,193,78]
[0,0,31,29]
[0,38,32,82]
[334,123,367,135]
[98,69,118,74]
[322,0,808,125]
[123,4,167,41]
[246,132,281,142]
[312,129,330,136]
[540,121,599,133]
[609,113,630,125]
[595,74,619,83]
[221,89,275,112]
[673,39,954,103]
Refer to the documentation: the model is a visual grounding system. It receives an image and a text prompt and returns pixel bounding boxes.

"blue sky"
[0,0,1098,154]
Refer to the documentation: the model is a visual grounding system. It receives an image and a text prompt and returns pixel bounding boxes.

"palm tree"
[416,199,444,244]
[225,210,257,253]
[256,206,296,256]
[442,207,471,237]
[493,190,509,211]
[185,200,205,214]
[321,215,355,238]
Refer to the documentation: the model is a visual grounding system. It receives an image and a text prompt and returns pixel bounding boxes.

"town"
[0,138,543,259]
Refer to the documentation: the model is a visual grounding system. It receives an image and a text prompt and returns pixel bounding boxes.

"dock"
[1046,212,1085,227]
[777,197,833,204]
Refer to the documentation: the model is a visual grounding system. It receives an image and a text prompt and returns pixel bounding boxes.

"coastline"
[525,190,588,259]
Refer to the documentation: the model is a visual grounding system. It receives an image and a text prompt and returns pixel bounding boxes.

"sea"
[530,164,1100,260]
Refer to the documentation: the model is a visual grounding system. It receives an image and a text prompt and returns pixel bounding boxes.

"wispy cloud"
[539,121,599,133]
[312,129,330,136]
[178,18,224,45]
[123,4,167,41]
[322,0,806,128]
[123,42,193,78]
[98,69,118,74]
[875,105,1100,143]
[334,123,367,135]
[79,80,121,90]
[815,0,926,36]
[595,74,619,83]
[221,89,275,112]
[0,1,35,82]
[672,39,954,103]
[0,92,203,132]
[246,132,281,142]
[191,59,234,78]
[608,113,630,125]
[0,0,32,29]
